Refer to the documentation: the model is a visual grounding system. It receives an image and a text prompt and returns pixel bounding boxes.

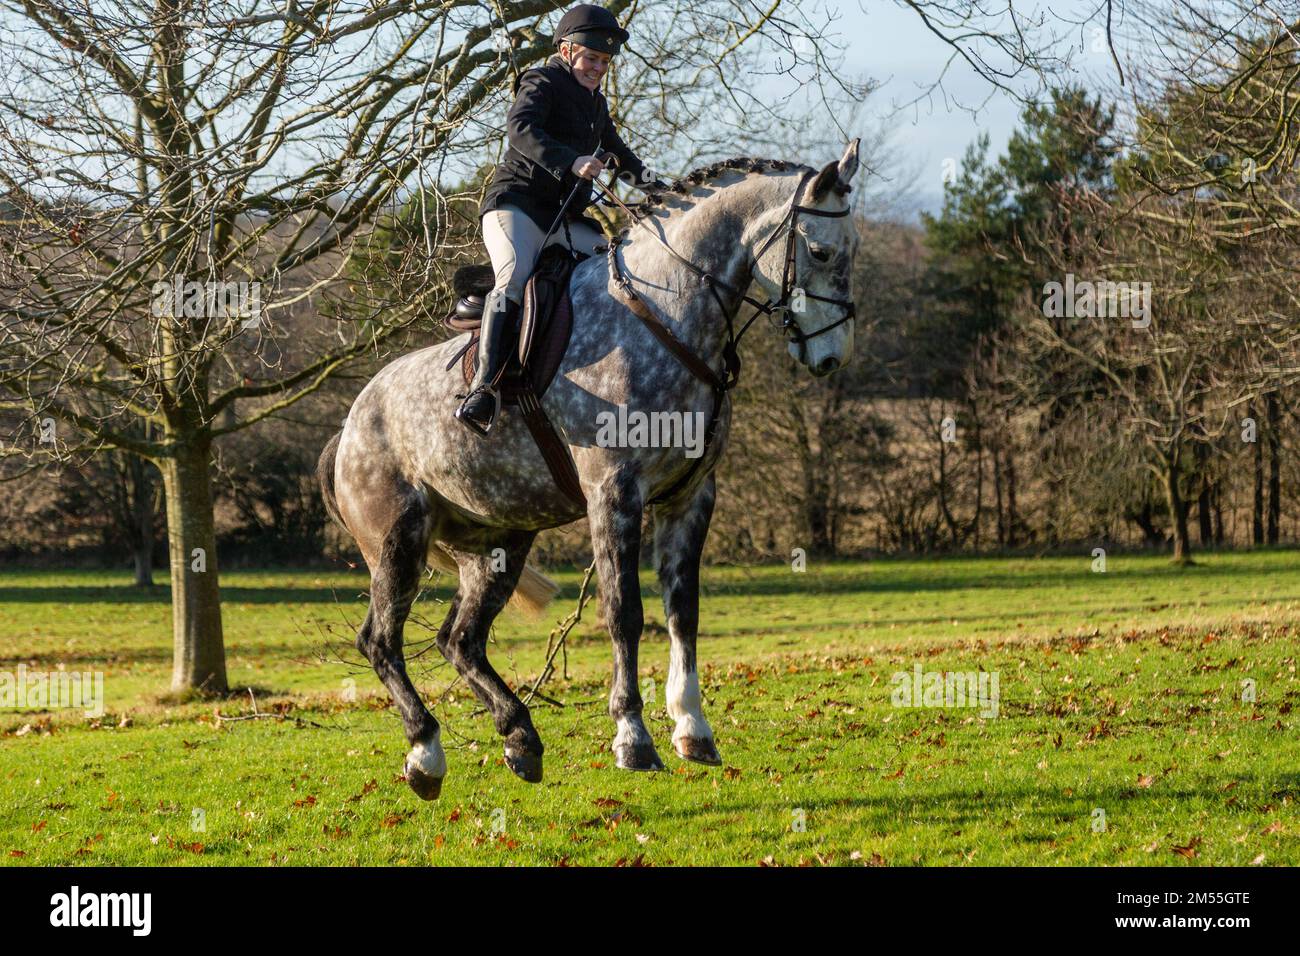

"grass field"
[1,551,1297,865]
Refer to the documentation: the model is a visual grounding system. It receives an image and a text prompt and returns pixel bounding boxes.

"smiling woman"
[561,43,613,92]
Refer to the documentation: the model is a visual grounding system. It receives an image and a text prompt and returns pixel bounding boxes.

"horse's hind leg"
[653,476,721,765]
[355,489,446,800]
[435,530,546,783]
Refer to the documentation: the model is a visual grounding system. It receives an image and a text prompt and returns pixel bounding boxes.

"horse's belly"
[415,410,587,530]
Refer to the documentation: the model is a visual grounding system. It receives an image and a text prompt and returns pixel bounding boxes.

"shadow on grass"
[3,553,1290,607]
[0,584,392,606]
[640,775,1290,832]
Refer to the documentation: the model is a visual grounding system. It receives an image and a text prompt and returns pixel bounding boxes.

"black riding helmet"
[554,3,630,55]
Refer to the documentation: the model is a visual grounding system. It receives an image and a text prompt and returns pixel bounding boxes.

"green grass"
[1,551,1298,865]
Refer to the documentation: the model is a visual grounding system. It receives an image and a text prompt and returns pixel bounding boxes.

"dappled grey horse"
[318,141,861,799]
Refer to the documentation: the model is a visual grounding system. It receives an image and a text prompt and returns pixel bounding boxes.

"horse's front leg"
[589,466,663,771]
[653,475,722,764]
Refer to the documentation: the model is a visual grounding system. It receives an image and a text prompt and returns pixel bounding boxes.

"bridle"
[595,165,856,366]
[592,164,856,504]
[742,169,858,360]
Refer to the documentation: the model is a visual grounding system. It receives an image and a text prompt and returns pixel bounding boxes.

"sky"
[410,1,1125,218]
[821,0,1125,215]
[5,0,1129,219]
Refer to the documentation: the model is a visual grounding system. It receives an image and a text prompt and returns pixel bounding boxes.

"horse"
[317,140,861,799]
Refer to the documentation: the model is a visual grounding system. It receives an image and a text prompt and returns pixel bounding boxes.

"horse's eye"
[809,244,832,262]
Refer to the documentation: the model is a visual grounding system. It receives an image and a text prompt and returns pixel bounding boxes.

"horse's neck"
[621,173,789,360]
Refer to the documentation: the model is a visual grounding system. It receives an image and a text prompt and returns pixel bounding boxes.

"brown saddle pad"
[447,247,578,406]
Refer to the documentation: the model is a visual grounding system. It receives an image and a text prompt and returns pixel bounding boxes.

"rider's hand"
[571,155,606,180]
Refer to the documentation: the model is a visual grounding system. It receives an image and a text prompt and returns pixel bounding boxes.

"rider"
[457,3,661,435]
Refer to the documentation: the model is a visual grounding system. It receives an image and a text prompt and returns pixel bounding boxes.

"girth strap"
[518,386,587,509]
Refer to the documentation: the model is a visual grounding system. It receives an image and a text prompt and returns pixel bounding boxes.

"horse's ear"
[838,138,860,184]
[810,138,860,201]
[810,161,840,202]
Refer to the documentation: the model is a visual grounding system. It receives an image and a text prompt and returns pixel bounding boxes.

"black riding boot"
[455,291,520,436]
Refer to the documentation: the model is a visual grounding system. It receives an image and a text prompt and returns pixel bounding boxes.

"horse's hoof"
[674,736,723,766]
[404,734,447,801]
[614,742,665,771]
[504,748,543,783]
[406,766,443,800]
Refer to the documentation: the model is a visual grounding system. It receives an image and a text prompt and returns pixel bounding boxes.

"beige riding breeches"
[482,205,605,305]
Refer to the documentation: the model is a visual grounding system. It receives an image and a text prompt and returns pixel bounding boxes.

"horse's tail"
[511,561,562,616]
[317,431,347,534]
[427,542,560,617]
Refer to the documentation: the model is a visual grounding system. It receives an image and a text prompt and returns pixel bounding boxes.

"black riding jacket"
[480,54,646,231]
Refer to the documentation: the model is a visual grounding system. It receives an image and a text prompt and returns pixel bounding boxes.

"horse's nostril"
[818,356,841,374]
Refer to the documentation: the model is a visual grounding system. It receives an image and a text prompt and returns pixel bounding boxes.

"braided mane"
[629,157,811,221]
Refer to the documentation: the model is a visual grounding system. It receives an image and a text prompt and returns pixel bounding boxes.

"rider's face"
[563,44,612,90]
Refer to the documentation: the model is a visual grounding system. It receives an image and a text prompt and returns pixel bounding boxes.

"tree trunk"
[1197,479,1213,546]
[129,455,158,587]
[1267,393,1280,545]
[1006,451,1019,547]
[1212,481,1224,546]
[804,492,832,556]
[993,445,1005,548]
[1193,439,1211,546]
[936,419,959,549]
[160,439,228,694]
[801,449,833,556]
[1252,403,1264,545]
[132,539,154,587]
[971,421,983,552]
[1164,454,1192,564]
[1132,501,1165,548]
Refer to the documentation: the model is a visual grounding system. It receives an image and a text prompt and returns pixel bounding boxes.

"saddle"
[445,246,586,506]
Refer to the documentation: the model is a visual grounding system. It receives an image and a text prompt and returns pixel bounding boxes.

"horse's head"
[748,139,860,376]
